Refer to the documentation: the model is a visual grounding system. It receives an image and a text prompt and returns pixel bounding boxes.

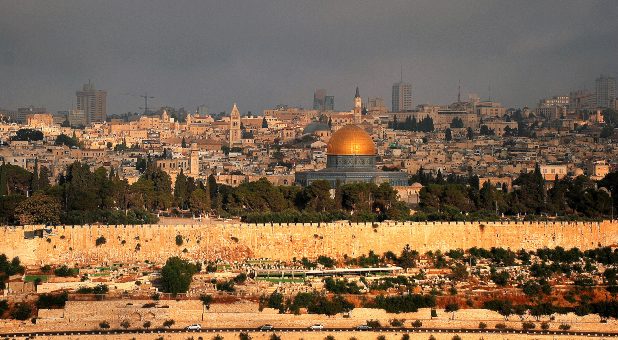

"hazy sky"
[1,1,617,115]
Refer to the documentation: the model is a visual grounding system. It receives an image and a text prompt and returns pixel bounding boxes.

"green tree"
[445,128,452,141]
[160,257,198,294]
[55,133,79,148]
[174,170,190,209]
[450,117,464,128]
[10,302,32,320]
[466,127,474,140]
[189,188,211,215]
[399,244,418,269]
[14,193,61,225]
[11,129,43,141]
[132,165,173,211]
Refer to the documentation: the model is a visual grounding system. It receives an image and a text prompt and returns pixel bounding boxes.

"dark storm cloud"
[1,0,617,114]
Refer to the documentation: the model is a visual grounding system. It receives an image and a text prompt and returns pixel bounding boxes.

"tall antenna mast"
[139,92,155,115]
[488,82,492,101]
[458,80,461,103]
[400,64,403,83]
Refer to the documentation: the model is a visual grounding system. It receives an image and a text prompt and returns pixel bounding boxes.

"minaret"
[353,87,362,121]
[190,143,199,176]
[229,103,241,147]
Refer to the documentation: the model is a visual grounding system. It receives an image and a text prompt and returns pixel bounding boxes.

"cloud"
[0,1,616,114]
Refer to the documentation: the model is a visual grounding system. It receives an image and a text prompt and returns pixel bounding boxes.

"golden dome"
[326,125,376,156]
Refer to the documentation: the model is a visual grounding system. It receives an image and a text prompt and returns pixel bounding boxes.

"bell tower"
[229,103,241,147]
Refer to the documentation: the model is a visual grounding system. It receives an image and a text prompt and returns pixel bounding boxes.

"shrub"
[76,284,109,295]
[95,236,106,246]
[121,320,130,329]
[324,336,335,340]
[216,280,235,292]
[143,321,151,329]
[36,292,68,309]
[431,309,438,318]
[99,321,110,329]
[54,265,78,277]
[151,293,160,300]
[377,336,386,340]
[10,303,32,320]
[412,320,422,328]
[495,323,507,329]
[0,300,8,315]
[401,334,410,340]
[372,294,436,313]
[239,332,251,340]
[558,324,571,330]
[233,273,247,284]
[366,320,381,328]
[541,322,549,330]
[522,321,535,330]
[175,235,183,246]
[390,318,405,327]
[445,302,460,313]
[269,334,281,340]
[213,335,224,340]
[163,319,175,328]
[452,336,462,340]
[478,322,487,329]
[200,294,213,309]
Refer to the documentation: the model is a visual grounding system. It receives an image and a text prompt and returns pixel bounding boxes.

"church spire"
[355,86,360,98]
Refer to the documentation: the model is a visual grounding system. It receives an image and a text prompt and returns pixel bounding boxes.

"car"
[259,324,274,331]
[356,325,372,330]
[186,324,202,330]
[308,324,324,330]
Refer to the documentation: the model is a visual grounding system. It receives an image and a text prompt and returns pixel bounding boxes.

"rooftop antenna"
[400,64,403,83]
[488,82,492,102]
[139,92,155,115]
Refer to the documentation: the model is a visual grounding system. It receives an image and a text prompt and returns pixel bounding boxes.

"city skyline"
[1,1,617,115]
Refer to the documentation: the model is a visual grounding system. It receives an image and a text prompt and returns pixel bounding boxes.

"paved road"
[1,327,617,338]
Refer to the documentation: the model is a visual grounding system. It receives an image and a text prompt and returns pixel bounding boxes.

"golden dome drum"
[326,125,376,156]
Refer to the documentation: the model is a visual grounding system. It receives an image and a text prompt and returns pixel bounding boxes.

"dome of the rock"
[326,125,376,156]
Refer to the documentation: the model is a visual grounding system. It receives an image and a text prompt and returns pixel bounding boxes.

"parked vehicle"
[309,324,324,330]
[186,324,202,330]
[259,324,274,331]
[356,325,372,330]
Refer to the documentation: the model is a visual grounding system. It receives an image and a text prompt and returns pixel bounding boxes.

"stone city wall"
[0,220,617,266]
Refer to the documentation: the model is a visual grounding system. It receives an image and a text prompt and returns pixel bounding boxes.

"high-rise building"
[324,96,335,111]
[197,105,209,116]
[537,95,569,121]
[392,82,412,112]
[313,89,327,111]
[76,81,107,124]
[15,106,47,123]
[229,103,241,147]
[367,97,387,114]
[595,75,616,108]
[68,109,88,127]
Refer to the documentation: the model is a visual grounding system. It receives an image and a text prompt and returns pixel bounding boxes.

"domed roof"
[327,125,376,156]
[303,121,330,134]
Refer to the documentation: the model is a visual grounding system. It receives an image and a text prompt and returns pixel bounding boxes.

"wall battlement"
[1,220,616,266]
